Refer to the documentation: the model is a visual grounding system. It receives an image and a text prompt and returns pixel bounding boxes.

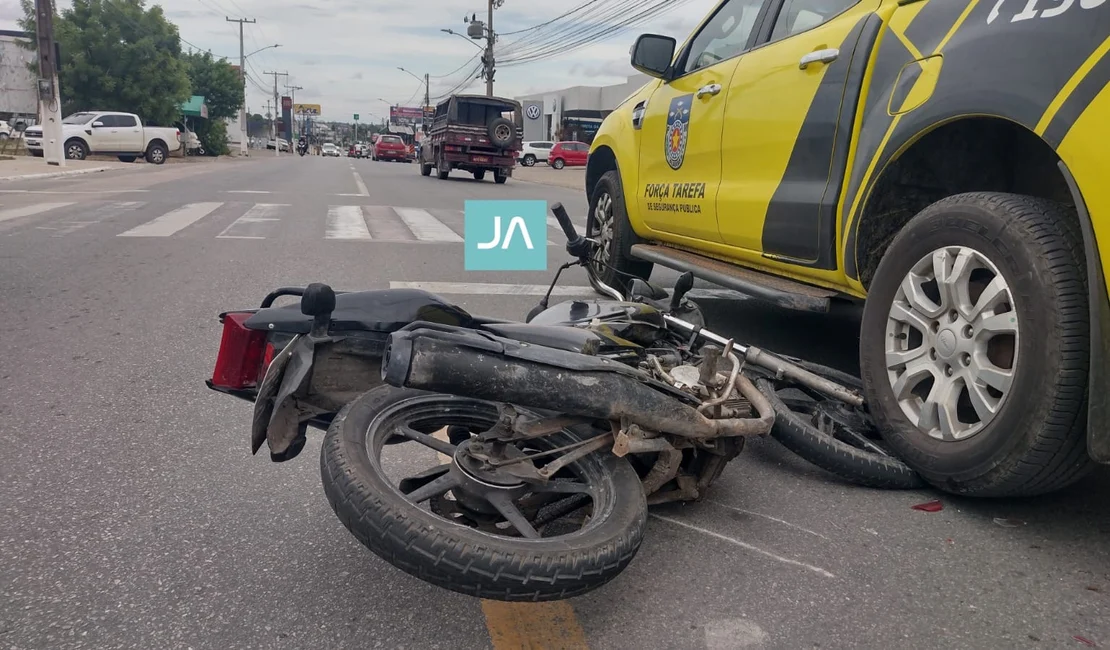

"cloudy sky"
[0,0,719,121]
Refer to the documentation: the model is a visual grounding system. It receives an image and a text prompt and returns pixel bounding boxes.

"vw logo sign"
[526,104,541,120]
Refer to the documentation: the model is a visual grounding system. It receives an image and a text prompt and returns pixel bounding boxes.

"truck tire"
[145,142,168,164]
[473,169,486,181]
[320,386,648,601]
[859,192,1093,497]
[487,117,515,148]
[436,154,449,180]
[494,169,508,184]
[587,170,652,294]
[64,139,87,160]
[420,161,432,176]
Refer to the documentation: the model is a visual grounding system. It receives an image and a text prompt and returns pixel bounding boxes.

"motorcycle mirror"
[670,272,695,312]
[525,301,547,323]
[629,278,667,301]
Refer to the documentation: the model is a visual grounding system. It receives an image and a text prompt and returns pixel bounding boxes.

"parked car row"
[517,140,589,169]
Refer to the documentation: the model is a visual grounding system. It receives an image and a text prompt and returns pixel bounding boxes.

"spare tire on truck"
[487,117,514,148]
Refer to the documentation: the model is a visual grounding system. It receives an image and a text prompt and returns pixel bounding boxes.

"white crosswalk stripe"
[117,202,223,237]
[0,202,76,223]
[325,205,373,240]
[10,200,588,244]
[218,203,288,239]
[394,207,464,242]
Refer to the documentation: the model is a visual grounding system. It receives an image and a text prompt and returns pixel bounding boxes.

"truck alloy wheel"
[859,192,1093,497]
[65,139,87,160]
[586,171,652,294]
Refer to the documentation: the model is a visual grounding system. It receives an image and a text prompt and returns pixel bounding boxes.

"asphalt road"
[1,155,1107,650]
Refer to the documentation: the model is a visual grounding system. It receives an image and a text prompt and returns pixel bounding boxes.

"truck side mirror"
[630,34,676,79]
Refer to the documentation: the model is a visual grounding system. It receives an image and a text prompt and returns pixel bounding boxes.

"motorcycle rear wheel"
[320,385,648,601]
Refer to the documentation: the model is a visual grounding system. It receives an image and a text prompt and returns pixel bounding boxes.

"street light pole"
[226,16,255,157]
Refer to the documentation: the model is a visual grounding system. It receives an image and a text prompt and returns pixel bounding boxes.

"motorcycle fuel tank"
[530,299,667,349]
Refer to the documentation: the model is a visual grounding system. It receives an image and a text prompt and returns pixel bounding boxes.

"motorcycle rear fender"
[252,333,387,461]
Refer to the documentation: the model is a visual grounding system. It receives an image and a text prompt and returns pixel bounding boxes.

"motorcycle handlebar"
[550,203,581,245]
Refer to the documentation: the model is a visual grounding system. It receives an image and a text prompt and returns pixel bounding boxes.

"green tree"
[19,0,191,126]
[181,51,242,120]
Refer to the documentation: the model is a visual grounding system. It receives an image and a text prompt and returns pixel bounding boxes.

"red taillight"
[211,312,268,390]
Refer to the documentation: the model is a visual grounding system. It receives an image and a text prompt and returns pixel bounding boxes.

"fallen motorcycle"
[206,203,919,601]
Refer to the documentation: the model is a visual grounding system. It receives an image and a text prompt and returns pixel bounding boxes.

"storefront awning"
[181,95,209,119]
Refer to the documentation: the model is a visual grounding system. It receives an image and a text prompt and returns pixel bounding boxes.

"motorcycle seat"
[244,288,475,335]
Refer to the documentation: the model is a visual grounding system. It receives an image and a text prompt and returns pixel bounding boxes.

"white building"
[515,74,651,143]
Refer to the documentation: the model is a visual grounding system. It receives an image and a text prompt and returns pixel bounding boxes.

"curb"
[0,165,118,183]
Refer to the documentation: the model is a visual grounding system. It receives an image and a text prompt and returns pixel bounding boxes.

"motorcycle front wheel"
[320,385,648,601]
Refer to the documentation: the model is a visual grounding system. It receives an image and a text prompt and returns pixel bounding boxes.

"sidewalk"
[514,166,585,191]
[0,157,132,182]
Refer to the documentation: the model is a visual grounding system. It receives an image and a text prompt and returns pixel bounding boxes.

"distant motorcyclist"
[296,136,308,156]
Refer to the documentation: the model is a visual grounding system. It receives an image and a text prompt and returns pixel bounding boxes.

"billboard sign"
[390,105,424,126]
[281,95,292,110]
[293,103,321,115]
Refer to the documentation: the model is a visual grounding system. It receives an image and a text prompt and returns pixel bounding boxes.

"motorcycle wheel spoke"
[403,474,459,504]
[397,464,451,495]
[487,492,541,539]
[397,425,456,456]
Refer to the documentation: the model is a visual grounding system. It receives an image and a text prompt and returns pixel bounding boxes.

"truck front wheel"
[859,192,1093,497]
[587,170,652,294]
[65,139,87,160]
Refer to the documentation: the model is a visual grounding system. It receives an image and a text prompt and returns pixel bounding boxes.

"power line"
[497,0,601,36]
[499,0,692,66]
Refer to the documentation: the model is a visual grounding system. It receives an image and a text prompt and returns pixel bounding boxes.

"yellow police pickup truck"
[586,0,1109,497]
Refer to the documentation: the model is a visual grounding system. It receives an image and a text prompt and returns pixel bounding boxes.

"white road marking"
[364,206,415,241]
[0,202,75,223]
[394,207,463,242]
[389,281,593,296]
[705,619,767,649]
[651,514,836,578]
[352,171,370,196]
[325,205,372,240]
[226,190,273,194]
[117,202,223,237]
[54,201,144,235]
[217,203,288,239]
[706,500,831,541]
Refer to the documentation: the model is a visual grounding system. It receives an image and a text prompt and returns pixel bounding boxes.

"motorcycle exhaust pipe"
[382,327,773,439]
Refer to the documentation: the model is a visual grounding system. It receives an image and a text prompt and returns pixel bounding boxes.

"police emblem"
[665,94,692,171]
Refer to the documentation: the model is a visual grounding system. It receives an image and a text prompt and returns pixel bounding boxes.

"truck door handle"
[696,83,722,99]
[800,48,839,69]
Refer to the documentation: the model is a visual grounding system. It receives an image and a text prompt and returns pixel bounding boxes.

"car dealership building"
[515,73,651,144]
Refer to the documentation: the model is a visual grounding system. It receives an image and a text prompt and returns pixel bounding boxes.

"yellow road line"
[1035,35,1110,135]
[482,600,590,650]
[431,429,591,649]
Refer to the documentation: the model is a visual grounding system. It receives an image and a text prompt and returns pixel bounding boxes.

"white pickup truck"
[24,111,182,164]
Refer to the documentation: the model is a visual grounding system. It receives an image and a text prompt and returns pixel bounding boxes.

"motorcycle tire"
[754,362,926,490]
[320,385,648,602]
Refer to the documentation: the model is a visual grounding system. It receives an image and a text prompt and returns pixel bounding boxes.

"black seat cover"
[244,288,475,335]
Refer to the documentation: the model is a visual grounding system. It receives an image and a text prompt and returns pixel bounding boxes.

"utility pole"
[264,99,273,152]
[285,84,302,140]
[485,0,495,96]
[263,70,288,156]
[424,73,430,108]
[34,0,64,165]
[226,17,255,157]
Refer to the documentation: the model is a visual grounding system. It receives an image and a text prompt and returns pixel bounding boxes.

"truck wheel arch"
[847,114,1110,464]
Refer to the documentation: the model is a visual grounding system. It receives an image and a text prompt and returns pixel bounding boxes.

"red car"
[373,135,408,162]
[548,141,589,169]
